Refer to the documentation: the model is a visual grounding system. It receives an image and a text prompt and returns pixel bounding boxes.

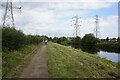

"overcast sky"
[0,0,119,38]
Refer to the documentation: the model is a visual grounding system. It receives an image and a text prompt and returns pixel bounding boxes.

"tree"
[41,35,49,40]
[118,37,120,51]
[117,37,120,41]
[82,33,97,46]
[2,26,43,51]
[81,33,98,53]
[59,37,71,46]
[52,37,58,43]
[72,36,81,48]
[57,37,67,44]
[48,37,52,41]
[106,37,109,41]
[2,27,26,51]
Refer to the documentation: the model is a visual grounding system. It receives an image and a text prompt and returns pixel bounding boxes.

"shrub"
[71,36,81,48]
[2,27,26,51]
[81,33,98,54]
[2,26,43,51]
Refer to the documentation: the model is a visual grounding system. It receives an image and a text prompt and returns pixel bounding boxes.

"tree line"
[2,26,120,53]
[2,26,45,52]
[52,34,120,54]
[97,37,120,53]
[52,34,99,53]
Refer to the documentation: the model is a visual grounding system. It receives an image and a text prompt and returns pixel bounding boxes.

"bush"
[71,36,81,48]
[97,42,119,53]
[2,27,26,51]
[52,37,58,43]
[81,33,98,54]
[57,37,68,44]
[26,35,43,44]
[2,26,43,51]
[52,37,71,46]
[81,33,97,47]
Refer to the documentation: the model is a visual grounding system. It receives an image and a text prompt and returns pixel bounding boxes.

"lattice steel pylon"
[94,15,100,38]
[2,0,22,27]
[71,15,82,37]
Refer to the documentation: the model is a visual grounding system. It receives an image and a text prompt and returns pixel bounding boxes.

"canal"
[97,51,120,63]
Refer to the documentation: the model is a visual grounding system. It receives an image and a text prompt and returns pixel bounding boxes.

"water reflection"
[97,51,120,63]
[80,46,120,63]
[81,46,99,54]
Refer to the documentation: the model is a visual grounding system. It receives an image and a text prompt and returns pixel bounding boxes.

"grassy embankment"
[47,42,119,78]
[2,44,40,78]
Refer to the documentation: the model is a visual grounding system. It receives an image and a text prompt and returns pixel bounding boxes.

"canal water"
[97,51,120,63]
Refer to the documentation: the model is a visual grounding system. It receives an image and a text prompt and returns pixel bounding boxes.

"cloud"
[12,2,89,37]
[47,2,114,10]
[64,15,118,38]
[99,16,118,38]
[1,0,119,2]
[21,1,117,10]
[1,1,117,10]
[14,8,56,34]
[0,2,118,38]
[100,16,118,27]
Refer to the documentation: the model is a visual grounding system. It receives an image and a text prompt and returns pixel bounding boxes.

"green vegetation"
[97,37,120,53]
[2,44,39,77]
[71,36,81,48]
[81,33,98,54]
[2,26,45,78]
[96,37,120,53]
[52,34,120,54]
[119,40,120,50]
[52,36,71,46]
[52,33,99,54]
[81,34,97,47]
[47,42,119,78]
[2,27,25,51]
[97,41,119,53]
[2,27,43,52]
[2,25,120,78]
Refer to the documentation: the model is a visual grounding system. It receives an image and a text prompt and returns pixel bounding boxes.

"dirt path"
[20,44,49,78]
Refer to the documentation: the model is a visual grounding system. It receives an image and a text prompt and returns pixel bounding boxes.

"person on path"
[45,40,48,45]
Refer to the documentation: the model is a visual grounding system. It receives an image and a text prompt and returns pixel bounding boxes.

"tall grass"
[2,44,38,77]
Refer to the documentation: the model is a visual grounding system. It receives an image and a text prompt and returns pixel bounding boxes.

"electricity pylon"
[71,15,82,37]
[94,15,100,38]
[1,0,22,27]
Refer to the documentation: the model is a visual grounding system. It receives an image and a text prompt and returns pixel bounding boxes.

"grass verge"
[2,44,39,78]
[47,42,119,78]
